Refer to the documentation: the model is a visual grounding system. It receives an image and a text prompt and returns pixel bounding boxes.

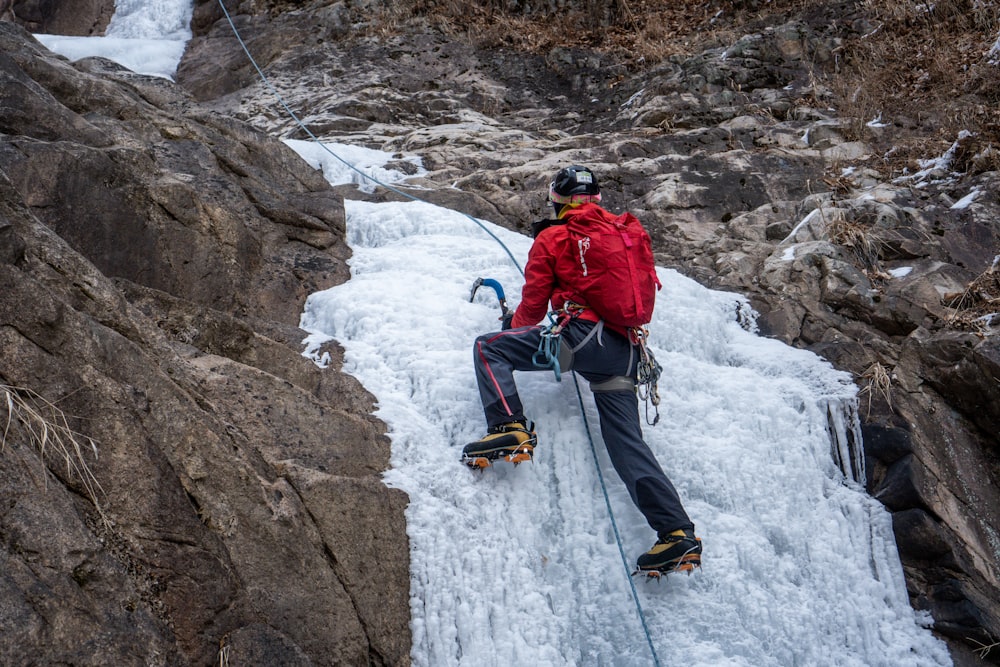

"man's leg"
[473,325,546,426]
[593,389,694,534]
[560,321,693,534]
[463,325,550,464]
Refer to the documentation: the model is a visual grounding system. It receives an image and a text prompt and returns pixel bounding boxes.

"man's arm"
[510,234,557,328]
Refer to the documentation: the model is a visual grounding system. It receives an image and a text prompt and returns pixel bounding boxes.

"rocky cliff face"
[0,0,113,35]
[3,0,999,664]
[0,18,409,667]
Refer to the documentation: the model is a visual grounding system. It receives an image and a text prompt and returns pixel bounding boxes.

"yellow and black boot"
[462,421,536,468]
[635,528,702,577]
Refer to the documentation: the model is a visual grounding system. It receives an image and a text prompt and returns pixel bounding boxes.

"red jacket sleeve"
[510,231,559,328]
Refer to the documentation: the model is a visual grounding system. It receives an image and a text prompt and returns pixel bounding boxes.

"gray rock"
[0,20,409,666]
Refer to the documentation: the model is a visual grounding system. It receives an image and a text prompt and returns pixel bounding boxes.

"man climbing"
[462,165,702,576]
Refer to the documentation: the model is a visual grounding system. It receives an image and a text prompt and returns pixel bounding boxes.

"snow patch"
[950,188,981,210]
[780,208,821,245]
[989,30,1000,65]
[867,114,890,128]
[282,140,425,193]
[893,131,974,186]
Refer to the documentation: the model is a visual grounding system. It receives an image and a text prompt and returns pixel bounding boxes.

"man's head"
[549,165,601,217]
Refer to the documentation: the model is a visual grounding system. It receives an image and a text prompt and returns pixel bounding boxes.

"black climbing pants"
[473,318,694,536]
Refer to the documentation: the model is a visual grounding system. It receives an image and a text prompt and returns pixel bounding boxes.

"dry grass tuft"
[970,633,998,660]
[826,215,890,280]
[218,636,231,667]
[859,361,893,412]
[945,257,1000,332]
[1,383,107,523]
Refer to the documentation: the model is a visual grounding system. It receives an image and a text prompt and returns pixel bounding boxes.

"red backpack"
[562,205,661,328]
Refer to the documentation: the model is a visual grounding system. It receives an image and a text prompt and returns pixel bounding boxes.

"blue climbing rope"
[215,3,658,662]
[531,327,563,380]
[213,0,522,275]
[572,374,662,667]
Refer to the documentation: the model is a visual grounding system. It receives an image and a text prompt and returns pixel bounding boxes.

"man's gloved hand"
[500,311,514,330]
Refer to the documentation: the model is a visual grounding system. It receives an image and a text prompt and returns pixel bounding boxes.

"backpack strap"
[530,218,566,238]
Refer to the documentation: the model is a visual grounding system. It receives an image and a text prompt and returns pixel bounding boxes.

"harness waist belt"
[589,376,636,393]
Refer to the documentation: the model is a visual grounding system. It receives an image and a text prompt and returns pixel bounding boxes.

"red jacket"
[511,203,635,336]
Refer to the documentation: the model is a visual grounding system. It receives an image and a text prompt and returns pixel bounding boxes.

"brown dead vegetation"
[399,0,784,62]
[1,383,107,524]
[383,0,1000,175]
[946,259,1000,332]
[830,0,1000,174]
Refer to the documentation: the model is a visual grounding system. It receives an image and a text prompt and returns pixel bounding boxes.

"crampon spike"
[506,445,534,465]
[463,456,492,470]
[462,444,534,470]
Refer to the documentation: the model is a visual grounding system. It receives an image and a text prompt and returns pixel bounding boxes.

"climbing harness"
[530,305,576,381]
[530,304,603,382]
[533,324,565,381]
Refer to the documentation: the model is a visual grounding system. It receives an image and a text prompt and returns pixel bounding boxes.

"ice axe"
[470,277,511,319]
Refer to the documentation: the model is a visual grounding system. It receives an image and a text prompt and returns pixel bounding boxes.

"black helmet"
[548,165,601,205]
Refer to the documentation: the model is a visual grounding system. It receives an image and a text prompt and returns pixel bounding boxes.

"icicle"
[825,397,866,486]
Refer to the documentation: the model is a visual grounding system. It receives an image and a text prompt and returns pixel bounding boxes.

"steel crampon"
[462,444,534,470]
[632,540,703,581]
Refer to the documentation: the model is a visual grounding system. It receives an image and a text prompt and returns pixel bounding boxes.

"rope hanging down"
[571,373,662,667]
[213,0,522,275]
[215,3,659,662]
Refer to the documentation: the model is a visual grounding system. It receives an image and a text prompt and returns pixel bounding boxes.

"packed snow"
[780,208,822,245]
[281,140,426,194]
[296,145,950,667]
[894,130,975,187]
[31,1,954,664]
